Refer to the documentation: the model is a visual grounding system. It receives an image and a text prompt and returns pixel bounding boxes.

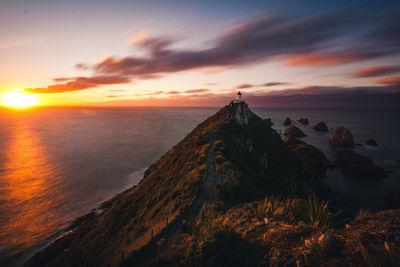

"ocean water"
[0,106,399,263]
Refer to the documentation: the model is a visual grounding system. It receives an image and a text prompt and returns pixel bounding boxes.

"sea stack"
[329,127,353,147]
[283,117,291,125]
[313,122,328,132]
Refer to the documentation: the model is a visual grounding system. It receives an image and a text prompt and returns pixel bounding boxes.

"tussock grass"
[256,194,333,228]
[304,193,331,228]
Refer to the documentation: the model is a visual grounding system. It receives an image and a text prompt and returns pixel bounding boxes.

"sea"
[0,106,399,265]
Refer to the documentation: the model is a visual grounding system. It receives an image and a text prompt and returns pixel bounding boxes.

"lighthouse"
[233,91,244,103]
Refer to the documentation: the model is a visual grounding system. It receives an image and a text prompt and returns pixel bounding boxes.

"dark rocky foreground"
[27,102,400,267]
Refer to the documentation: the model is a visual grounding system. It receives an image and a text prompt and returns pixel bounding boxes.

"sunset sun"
[2,92,38,108]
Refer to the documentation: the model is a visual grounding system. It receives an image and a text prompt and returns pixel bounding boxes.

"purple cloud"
[237,83,254,89]
[262,82,289,86]
[92,10,400,79]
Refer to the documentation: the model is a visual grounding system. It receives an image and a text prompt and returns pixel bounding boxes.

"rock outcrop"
[329,127,353,147]
[336,150,385,178]
[233,102,253,126]
[288,142,329,178]
[283,117,291,125]
[366,139,378,146]
[263,118,273,127]
[313,122,328,132]
[284,125,306,137]
[298,118,309,125]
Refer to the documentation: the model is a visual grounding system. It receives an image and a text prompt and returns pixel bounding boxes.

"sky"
[1,0,400,107]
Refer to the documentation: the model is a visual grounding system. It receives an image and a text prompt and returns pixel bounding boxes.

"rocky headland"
[26,102,399,267]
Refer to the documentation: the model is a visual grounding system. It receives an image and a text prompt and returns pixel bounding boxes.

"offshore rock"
[298,118,309,125]
[366,139,378,146]
[288,142,329,178]
[329,127,353,147]
[283,117,291,126]
[313,122,328,132]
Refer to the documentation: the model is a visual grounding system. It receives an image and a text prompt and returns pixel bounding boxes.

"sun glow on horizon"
[2,92,39,108]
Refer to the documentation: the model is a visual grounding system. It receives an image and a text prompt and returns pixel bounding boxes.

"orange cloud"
[23,76,131,94]
[376,76,400,85]
[284,52,380,66]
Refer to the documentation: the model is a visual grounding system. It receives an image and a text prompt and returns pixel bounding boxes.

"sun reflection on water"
[0,119,65,259]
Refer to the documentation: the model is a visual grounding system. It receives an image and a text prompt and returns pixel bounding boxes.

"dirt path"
[125,130,221,266]
[189,131,219,212]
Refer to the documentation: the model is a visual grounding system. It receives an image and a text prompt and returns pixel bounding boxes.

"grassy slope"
[28,105,231,267]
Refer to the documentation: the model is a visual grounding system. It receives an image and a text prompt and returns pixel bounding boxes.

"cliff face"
[212,102,298,207]
[27,102,304,266]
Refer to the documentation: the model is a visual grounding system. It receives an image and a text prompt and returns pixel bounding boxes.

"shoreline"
[1,169,147,267]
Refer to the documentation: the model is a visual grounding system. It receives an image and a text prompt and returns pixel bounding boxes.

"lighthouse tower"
[233,91,244,103]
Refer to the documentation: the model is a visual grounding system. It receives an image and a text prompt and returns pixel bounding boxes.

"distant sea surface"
[1,106,399,264]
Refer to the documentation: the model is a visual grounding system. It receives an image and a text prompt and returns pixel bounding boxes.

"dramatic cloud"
[25,7,400,94]
[92,9,400,79]
[352,65,400,77]
[23,75,130,94]
[167,91,179,94]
